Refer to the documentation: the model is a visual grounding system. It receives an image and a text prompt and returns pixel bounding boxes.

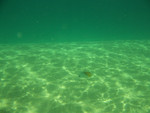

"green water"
[0,0,150,43]
[0,0,150,113]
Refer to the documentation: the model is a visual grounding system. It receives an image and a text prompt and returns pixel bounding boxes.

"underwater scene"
[0,40,150,113]
[0,0,150,113]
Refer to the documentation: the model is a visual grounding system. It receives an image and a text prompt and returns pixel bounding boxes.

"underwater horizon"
[0,0,150,113]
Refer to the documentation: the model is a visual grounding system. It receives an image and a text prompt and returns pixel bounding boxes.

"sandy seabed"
[0,40,150,113]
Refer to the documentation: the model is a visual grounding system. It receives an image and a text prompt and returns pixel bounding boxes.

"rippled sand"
[0,40,150,113]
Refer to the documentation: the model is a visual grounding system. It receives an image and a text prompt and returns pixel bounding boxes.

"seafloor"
[0,40,150,113]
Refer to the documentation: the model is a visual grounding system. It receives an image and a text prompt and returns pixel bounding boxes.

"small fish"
[84,72,92,77]
[79,71,92,77]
